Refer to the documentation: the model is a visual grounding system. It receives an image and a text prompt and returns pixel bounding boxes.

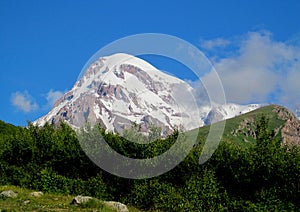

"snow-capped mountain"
[35,53,261,135]
[35,53,201,135]
[204,103,261,125]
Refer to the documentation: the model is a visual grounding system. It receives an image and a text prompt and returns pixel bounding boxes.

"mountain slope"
[35,53,261,134]
[35,53,202,134]
[203,103,261,125]
[195,104,300,147]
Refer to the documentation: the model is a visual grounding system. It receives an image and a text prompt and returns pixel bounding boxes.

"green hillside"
[0,120,20,136]
[0,105,299,211]
[195,105,287,147]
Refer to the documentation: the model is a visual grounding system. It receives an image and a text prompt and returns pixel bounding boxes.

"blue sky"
[1,0,300,126]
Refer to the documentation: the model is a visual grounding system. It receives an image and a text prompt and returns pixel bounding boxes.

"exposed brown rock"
[230,105,300,147]
[231,117,257,139]
[274,105,300,147]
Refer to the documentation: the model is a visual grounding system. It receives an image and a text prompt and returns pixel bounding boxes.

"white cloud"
[46,89,64,107]
[279,65,300,108]
[200,38,230,50]
[11,91,38,113]
[185,80,210,105]
[197,30,300,111]
[11,89,64,113]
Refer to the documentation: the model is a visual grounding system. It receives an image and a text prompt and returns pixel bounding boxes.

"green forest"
[0,115,299,211]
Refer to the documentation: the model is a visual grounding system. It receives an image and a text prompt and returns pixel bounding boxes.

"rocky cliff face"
[231,105,300,146]
[273,105,300,147]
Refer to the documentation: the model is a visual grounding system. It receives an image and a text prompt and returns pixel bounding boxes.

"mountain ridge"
[218,104,300,147]
[34,53,261,134]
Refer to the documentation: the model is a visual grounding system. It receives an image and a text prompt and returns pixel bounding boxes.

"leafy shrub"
[86,174,109,200]
[33,168,71,193]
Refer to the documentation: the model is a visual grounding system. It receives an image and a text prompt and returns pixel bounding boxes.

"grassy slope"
[0,185,111,211]
[189,105,285,147]
[0,185,140,211]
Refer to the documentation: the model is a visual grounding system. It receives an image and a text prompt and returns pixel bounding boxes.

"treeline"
[0,117,299,211]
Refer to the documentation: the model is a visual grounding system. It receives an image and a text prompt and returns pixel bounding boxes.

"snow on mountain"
[35,53,261,135]
[35,53,201,135]
[204,103,261,125]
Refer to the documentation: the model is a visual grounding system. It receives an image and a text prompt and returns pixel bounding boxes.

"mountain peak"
[35,53,200,135]
[35,53,261,135]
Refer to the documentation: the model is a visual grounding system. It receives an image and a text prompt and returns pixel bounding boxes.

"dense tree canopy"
[0,117,299,211]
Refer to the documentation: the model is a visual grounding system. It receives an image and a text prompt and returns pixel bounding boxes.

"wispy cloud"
[11,89,65,113]
[46,89,64,107]
[200,38,231,50]
[11,91,38,113]
[197,30,300,111]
